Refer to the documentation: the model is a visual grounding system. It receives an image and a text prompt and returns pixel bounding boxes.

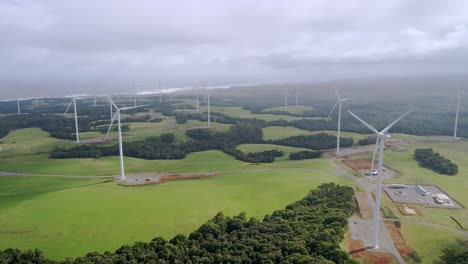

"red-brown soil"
[348,233,398,264]
[343,159,378,171]
[158,173,216,183]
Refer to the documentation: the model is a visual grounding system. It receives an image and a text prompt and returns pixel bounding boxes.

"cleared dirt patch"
[343,159,377,171]
[395,203,421,216]
[384,221,416,260]
[121,172,217,186]
[355,192,373,219]
[385,221,405,244]
[158,173,216,183]
[343,159,397,179]
[348,234,398,264]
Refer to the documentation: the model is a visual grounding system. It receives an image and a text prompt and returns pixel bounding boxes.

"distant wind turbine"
[207,87,211,128]
[64,96,82,143]
[328,88,351,154]
[348,110,411,249]
[105,97,148,180]
[16,99,22,114]
[196,87,200,113]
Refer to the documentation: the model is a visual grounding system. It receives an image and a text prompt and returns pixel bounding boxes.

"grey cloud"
[0,0,468,94]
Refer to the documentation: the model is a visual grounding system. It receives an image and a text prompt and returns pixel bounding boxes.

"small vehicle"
[146,177,152,182]
[371,170,378,176]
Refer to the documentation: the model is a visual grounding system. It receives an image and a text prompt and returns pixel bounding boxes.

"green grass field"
[1,105,467,262]
[0,171,354,260]
[0,128,69,151]
[400,222,465,264]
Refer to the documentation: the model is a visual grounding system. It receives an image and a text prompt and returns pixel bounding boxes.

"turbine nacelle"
[378,133,391,139]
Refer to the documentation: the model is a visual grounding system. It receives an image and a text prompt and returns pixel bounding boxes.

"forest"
[414,148,459,175]
[289,150,322,160]
[50,123,347,163]
[265,133,353,150]
[0,183,359,264]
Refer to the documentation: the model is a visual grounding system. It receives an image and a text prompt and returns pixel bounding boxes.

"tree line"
[265,133,353,150]
[0,183,359,264]
[50,123,343,163]
[414,148,458,175]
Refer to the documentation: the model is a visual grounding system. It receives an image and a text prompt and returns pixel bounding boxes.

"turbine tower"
[328,88,350,154]
[16,99,21,114]
[106,97,148,180]
[64,96,81,143]
[454,91,463,138]
[133,84,137,107]
[109,94,113,120]
[196,87,200,113]
[348,110,411,249]
[207,88,211,128]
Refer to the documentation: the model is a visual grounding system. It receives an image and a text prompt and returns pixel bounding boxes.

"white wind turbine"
[328,88,351,154]
[454,90,464,139]
[64,96,82,143]
[196,87,200,113]
[348,110,411,249]
[207,88,211,128]
[105,96,148,180]
[16,99,22,114]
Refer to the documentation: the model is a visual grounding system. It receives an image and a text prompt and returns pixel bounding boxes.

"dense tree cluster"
[0,183,357,264]
[0,114,77,140]
[265,133,353,150]
[436,243,468,264]
[51,123,266,160]
[357,136,377,146]
[414,148,458,175]
[289,150,322,160]
[244,150,284,163]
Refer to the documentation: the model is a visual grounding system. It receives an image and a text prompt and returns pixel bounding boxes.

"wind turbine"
[454,90,463,139]
[207,88,211,128]
[196,87,200,113]
[133,84,137,107]
[16,99,22,114]
[108,94,113,120]
[64,96,81,143]
[328,88,351,154]
[348,110,411,249]
[105,97,148,180]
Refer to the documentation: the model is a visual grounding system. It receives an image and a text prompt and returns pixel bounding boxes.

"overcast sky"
[1,0,468,96]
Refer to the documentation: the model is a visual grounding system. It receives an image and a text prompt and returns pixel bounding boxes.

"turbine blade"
[105,111,119,138]
[107,95,118,110]
[64,99,73,116]
[381,111,412,134]
[327,101,338,121]
[334,88,341,100]
[120,104,149,111]
[348,111,379,134]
